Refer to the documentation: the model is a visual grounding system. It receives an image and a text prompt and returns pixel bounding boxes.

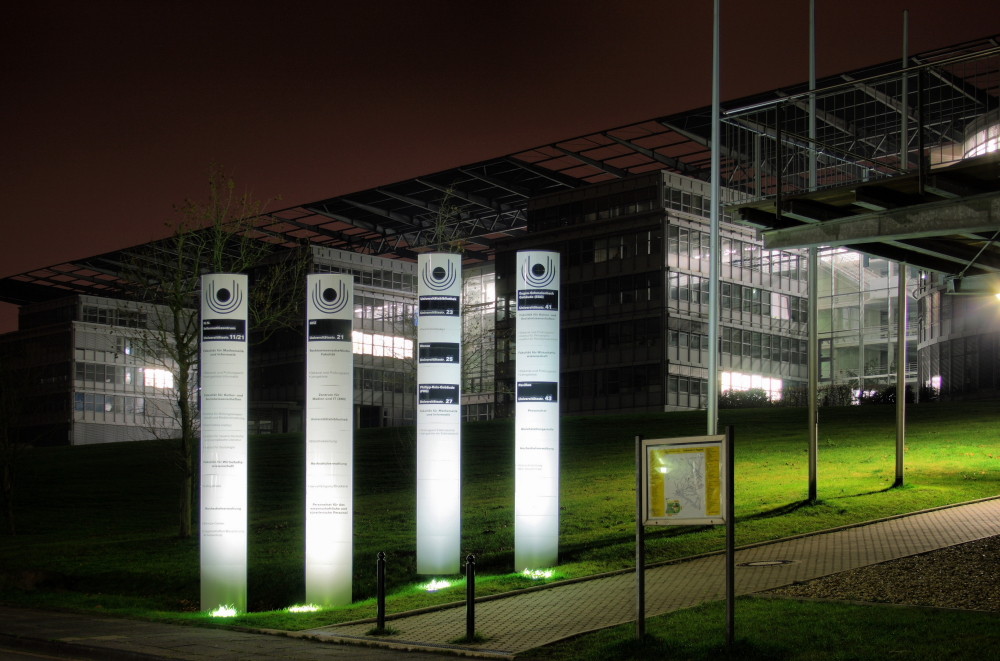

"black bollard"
[465,554,476,640]
[376,551,386,630]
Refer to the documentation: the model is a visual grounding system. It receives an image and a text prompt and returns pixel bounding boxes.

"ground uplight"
[209,605,238,617]
[424,579,452,592]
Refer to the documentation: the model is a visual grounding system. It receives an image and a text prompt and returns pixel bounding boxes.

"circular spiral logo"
[205,277,243,315]
[421,257,458,291]
[521,254,557,288]
[312,278,349,314]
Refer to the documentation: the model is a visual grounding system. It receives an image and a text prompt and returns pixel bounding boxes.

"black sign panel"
[308,318,352,342]
[418,383,460,405]
[419,295,460,316]
[419,342,460,363]
[202,319,247,342]
[516,381,558,403]
[518,289,559,311]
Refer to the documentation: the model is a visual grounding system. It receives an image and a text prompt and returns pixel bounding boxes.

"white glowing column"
[304,274,354,605]
[200,273,249,612]
[515,251,560,570]
[416,253,462,575]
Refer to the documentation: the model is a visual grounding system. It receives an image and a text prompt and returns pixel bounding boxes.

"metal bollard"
[376,551,386,630]
[465,554,476,640]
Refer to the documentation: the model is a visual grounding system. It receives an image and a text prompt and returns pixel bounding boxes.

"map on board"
[645,441,723,525]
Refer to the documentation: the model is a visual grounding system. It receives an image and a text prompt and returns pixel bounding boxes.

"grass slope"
[0,401,996,631]
[520,597,1000,661]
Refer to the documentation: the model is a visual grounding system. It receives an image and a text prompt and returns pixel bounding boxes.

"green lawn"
[0,400,997,633]
[520,596,1000,661]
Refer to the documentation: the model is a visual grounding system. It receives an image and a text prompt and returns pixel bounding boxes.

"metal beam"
[840,72,961,146]
[603,132,702,178]
[763,189,1000,252]
[456,167,531,198]
[914,56,1000,110]
[882,239,974,269]
[551,145,630,179]
[890,237,1000,271]
[783,199,853,223]
[777,92,901,160]
[503,156,585,189]
[846,241,975,274]
[376,187,448,216]
[339,196,419,227]
[296,205,393,235]
[289,207,428,257]
[703,116,815,190]
[415,178,512,213]
[853,185,925,210]
[736,207,804,231]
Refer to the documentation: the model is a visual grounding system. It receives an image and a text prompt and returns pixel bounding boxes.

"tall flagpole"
[707,0,721,436]
[807,0,819,503]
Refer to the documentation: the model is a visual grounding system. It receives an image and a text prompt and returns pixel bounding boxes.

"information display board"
[304,274,354,605]
[200,274,249,611]
[514,251,560,569]
[635,429,734,644]
[416,253,462,575]
[641,435,727,526]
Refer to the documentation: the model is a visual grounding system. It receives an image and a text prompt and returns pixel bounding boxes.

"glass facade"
[0,294,188,445]
[815,249,918,403]
[250,247,419,432]
[496,171,809,416]
[461,264,497,421]
[915,273,1000,399]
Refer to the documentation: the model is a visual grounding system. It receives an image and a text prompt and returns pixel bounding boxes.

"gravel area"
[764,534,1000,611]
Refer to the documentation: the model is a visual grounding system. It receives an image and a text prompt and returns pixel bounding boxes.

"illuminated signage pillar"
[305,274,354,605]
[416,253,462,575]
[514,251,560,570]
[200,273,249,612]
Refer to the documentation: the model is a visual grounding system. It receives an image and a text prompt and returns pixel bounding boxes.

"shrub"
[719,388,771,409]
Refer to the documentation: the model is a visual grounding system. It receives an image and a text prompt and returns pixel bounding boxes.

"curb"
[0,631,170,661]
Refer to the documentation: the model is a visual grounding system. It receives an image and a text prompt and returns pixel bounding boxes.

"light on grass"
[209,604,238,618]
[287,604,322,613]
[522,568,554,580]
[424,579,452,592]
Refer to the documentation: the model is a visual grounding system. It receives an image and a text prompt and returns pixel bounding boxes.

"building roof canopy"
[3,36,999,306]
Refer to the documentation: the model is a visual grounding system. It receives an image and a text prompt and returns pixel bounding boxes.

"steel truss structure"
[2,35,998,307]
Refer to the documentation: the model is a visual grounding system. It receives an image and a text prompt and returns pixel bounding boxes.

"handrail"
[723,45,1000,118]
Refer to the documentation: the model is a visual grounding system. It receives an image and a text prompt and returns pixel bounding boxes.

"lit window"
[352,331,413,359]
[143,368,174,389]
[963,113,999,158]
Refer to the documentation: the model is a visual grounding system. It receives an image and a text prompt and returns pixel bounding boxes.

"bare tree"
[428,187,500,417]
[119,165,308,538]
[461,273,496,400]
[429,187,467,254]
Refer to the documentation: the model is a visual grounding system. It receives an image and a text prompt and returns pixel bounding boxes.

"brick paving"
[1,498,998,660]
[310,498,1000,657]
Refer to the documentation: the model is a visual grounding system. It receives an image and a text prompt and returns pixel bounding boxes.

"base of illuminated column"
[201,561,247,612]
[514,471,559,569]
[416,475,461,574]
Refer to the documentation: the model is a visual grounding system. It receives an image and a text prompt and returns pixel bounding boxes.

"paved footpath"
[2,498,999,660]
[310,498,1000,657]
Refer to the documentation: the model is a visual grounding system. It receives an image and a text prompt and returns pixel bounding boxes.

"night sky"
[2,1,998,332]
